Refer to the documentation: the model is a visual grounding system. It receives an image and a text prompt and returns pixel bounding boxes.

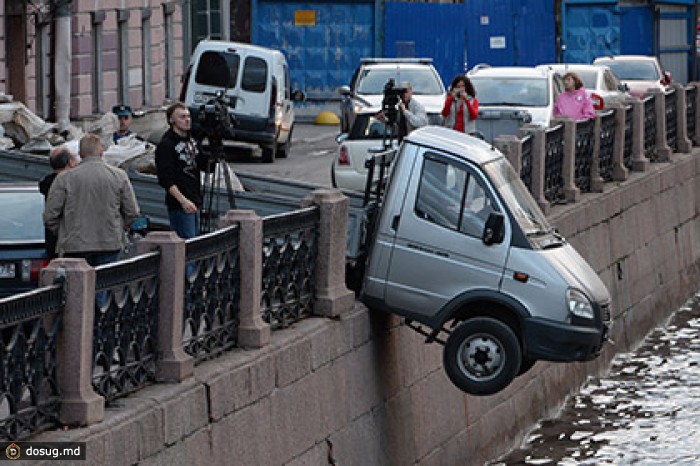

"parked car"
[0,183,48,297]
[537,63,630,109]
[180,40,305,163]
[592,55,671,98]
[466,65,564,141]
[338,58,446,133]
[331,109,398,192]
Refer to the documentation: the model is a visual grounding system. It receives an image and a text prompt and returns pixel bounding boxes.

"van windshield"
[470,77,549,107]
[195,51,240,88]
[483,157,552,236]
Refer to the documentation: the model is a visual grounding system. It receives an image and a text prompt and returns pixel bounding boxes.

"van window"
[415,156,495,237]
[195,51,239,88]
[242,56,268,93]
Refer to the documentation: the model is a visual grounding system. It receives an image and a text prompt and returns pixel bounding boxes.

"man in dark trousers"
[43,134,141,266]
[39,145,78,259]
[154,102,211,239]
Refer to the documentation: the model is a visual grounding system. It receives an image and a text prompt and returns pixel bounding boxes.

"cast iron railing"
[0,286,63,440]
[183,225,241,364]
[520,134,533,191]
[643,96,657,161]
[686,85,696,144]
[665,89,677,152]
[623,104,633,169]
[574,118,595,192]
[599,110,615,182]
[261,206,319,329]
[93,252,160,404]
[544,124,565,203]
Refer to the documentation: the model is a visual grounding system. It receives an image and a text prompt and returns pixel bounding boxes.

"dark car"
[0,183,49,297]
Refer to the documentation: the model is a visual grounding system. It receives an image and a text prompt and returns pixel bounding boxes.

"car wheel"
[330,162,337,188]
[277,127,293,158]
[261,144,276,163]
[443,317,521,396]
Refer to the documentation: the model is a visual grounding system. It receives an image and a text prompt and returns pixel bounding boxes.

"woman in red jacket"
[441,75,479,135]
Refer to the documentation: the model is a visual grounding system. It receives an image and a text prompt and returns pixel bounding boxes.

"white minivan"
[180,40,305,162]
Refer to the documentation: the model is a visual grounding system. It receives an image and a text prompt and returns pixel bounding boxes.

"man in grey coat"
[44,133,141,266]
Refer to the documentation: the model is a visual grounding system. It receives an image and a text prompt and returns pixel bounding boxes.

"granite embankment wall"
[30,151,700,465]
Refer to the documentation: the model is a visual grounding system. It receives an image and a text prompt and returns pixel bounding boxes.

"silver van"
[180,40,305,162]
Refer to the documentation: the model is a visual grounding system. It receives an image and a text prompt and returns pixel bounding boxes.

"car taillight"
[28,259,49,283]
[338,146,350,165]
[591,93,603,110]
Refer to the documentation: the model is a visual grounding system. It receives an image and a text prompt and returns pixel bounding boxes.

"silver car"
[537,63,630,109]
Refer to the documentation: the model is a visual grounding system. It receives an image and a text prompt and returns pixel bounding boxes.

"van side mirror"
[291,90,306,102]
[661,72,672,86]
[338,85,351,96]
[482,212,505,245]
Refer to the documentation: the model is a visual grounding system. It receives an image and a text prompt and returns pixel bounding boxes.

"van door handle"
[391,215,400,230]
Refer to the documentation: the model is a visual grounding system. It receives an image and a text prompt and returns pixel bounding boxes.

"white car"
[331,109,398,192]
[338,58,446,133]
[467,65,564,141]
[592,55,672,99]
[537,63,630,109]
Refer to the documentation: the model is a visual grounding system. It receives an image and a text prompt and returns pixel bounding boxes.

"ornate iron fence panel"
[0,286,63,440]
[93,252,160,404]
[643,96,658,161]
[574,118,595,192]
[544,124,565,203]
[184,225,240,364]
[598,110,615,182]
[623,104,633,169]
[686,85,696,144]
[665,89,677,152]
[520,134,533,192]
[261,207,319,329]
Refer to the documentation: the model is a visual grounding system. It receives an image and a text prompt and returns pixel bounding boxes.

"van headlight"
[567,289,594,319]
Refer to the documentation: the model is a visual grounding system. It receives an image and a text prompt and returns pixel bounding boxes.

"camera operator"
[155,102,213,239]
[441,75,479,135]
[377,81,428,141]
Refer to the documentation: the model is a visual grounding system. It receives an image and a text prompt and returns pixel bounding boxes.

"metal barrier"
[520,134,533,191]
[665,88,678,152]
[599,110,615,182]
[93,252,160,404]
[643,96,658,161]
[261,206,319,329]
[0,286,63,440]
[623,104,634,169]
[686,85,696,143]
[544,124,565,203]
[574,118,595,192]
[183,225,241,364]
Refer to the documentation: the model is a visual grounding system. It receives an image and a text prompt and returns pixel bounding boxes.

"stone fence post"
[519,125,549,214]
[40,260,104,426]
[220,210,270,348]
[301,189,355,318]
[609,103,629,181]
[556,116,581,203]
[493,134,522,174]
[649,88,672,161]
[628,97,650,172]
[136,232,194,381]
[672,83,692,153]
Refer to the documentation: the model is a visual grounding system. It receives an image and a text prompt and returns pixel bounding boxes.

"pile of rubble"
[0,93,156,174]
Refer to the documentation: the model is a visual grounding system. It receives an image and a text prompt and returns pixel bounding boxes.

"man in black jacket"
[38,145,78,259]
[154,102,211,239]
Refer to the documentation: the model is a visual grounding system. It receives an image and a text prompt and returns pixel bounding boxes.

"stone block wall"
[30,155,700,465]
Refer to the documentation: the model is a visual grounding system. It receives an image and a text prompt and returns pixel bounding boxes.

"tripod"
[199,137,238,234]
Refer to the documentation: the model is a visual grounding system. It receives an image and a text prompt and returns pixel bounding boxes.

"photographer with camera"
[155,102,213,240]
[441,75,479,135]
[376,81,428,142]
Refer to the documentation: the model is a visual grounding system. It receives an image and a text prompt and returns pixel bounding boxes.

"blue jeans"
[168,209,199,239]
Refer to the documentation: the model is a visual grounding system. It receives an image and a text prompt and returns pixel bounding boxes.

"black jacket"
[155,129,211,210]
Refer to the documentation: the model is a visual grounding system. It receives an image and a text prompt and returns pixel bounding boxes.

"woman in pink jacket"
[553,72,596,121]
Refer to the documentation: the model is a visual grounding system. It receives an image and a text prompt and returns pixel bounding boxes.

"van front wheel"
[443,317,521,396]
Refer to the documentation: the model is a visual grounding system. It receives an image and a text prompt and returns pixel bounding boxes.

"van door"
[384,149,511,319]
[237,54,271,120]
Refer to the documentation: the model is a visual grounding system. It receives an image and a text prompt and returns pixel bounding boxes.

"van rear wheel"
[443,317,521,396]
[277,127,293,158]
[262,145,276,163]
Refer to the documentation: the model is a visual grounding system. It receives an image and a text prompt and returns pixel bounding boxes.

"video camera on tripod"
[194,90,241,234]
[381,78,407,126]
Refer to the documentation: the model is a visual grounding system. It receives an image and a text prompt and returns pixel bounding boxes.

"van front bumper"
[523,317,607,362]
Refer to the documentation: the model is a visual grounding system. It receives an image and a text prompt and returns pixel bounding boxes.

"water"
[491,293,700,465]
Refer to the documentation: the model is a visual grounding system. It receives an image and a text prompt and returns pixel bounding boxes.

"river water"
[490,293,700,465]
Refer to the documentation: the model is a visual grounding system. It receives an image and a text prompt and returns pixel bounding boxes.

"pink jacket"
[553,88,596,121]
